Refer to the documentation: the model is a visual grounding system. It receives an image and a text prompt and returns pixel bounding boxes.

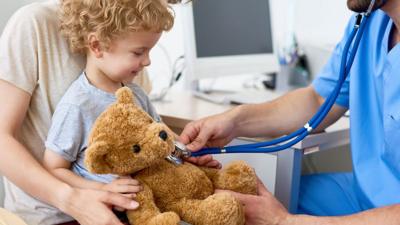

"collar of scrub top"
[188,0,382,157]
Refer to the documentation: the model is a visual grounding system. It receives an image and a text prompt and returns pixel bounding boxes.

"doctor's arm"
[0,80,137,225]
[181,86,347,151]
[230,86,346,137]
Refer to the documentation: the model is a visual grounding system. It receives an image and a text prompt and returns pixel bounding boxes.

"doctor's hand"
[216,178,293,225]
[180,111,238,169]
[61,186,139,225]
[180,111,237,152]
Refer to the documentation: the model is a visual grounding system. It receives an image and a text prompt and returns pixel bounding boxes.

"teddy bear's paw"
[215,160,257,195]
[197,193,245,225]
[146,212,180,225]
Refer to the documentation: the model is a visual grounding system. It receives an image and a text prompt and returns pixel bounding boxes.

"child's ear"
[88,33,103,58]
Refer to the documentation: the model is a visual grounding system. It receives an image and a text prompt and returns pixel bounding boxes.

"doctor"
[181,0,400,224]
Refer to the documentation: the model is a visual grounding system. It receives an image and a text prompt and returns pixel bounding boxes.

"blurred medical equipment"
[150,55,186,102]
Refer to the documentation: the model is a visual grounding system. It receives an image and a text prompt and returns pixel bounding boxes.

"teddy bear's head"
[85,87,175,175]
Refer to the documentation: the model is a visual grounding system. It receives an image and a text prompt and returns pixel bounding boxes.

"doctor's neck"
[381,0,400,31]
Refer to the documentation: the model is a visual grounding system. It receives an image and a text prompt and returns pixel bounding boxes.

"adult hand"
[60,187,139,225]
[180,111,237,152]
[216,178,292,225]
[180,110,240,169]
[179,111,241,169]
[180,111,238,169]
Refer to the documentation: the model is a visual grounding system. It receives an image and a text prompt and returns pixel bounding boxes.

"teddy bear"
[84,87,258,225]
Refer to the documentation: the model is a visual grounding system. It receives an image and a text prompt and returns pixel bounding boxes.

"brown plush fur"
[85,87,258,225]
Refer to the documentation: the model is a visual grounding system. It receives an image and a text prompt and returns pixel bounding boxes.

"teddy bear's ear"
[116,87,135,104]
[84,141,113,174]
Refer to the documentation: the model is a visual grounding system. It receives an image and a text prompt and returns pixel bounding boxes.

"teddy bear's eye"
[159,130,168,141]
[132,144,141,153]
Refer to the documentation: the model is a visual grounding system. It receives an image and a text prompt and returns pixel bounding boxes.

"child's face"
[96,31,162,83]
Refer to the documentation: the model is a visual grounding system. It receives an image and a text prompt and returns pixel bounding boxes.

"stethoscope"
[166,0,382,164]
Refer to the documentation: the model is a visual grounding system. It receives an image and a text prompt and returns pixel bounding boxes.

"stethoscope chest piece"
[166,141,192,165]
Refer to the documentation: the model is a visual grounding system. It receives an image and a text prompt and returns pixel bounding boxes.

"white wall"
[292,0,352,45]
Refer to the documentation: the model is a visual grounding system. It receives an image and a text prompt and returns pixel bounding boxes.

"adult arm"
[181,86,347,151]
[229,86,346,138]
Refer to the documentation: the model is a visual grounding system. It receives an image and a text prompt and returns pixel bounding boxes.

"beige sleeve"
[132,69,152,94]
[0,5,41,95]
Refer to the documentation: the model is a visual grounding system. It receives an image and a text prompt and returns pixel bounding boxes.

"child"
[42,0,174,212]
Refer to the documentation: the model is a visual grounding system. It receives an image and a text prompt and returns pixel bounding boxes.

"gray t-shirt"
[45,73,161,184]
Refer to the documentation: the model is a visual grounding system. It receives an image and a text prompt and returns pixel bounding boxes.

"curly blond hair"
[60,0,175,53]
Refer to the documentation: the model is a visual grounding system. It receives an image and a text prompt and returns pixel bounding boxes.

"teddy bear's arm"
[126,182,180,225]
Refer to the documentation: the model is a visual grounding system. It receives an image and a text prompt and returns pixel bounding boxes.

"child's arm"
[43,149,142,195]
[43,149,103,190]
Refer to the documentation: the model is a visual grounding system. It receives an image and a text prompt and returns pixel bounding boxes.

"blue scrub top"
[312,10,400,209]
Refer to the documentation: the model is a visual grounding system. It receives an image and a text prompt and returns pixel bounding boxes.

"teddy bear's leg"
[167,193,245,225]
[127,183,180,225]
[201,160,258,195]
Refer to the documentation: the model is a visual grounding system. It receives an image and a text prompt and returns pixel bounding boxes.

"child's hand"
[101,177,143,197]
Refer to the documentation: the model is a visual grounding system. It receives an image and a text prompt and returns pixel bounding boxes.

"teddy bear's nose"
[159,130,168,141]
